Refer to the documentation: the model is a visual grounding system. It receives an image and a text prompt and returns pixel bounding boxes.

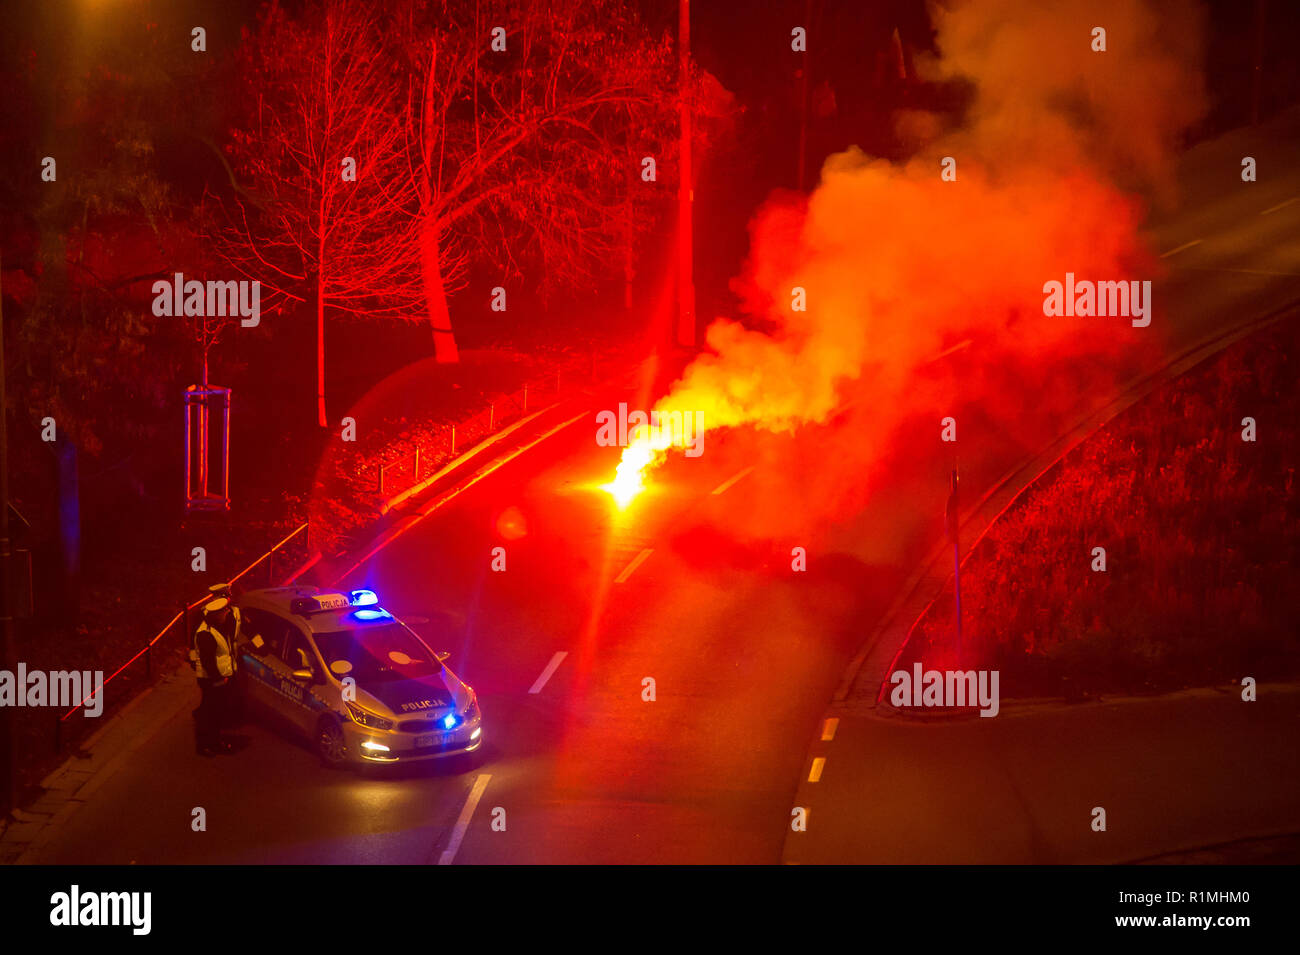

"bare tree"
[214,0,692,391]
[208,1,423,425]
[396,0,678,362]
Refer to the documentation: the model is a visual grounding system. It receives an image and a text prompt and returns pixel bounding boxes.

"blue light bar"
[350,589,379,607]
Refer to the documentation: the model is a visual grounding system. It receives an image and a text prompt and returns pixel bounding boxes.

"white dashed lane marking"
[809,758,826,783]
[929,338,973,362]
[1159,239,1202,258]
[1261,197,1299,215]
[711,466,755,496]
[614,548,654,583]
[437,773,491,865]
[528,651,568,694]
[821,718,839,741]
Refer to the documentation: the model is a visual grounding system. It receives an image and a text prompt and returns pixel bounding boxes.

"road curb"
[377,398,567,515]
[299,364,642,586]
[324,405,594,586]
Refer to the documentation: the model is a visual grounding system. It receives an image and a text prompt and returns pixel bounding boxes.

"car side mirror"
[291,668,314,683]
[435,651,451,662]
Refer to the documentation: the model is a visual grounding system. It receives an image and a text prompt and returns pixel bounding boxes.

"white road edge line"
[930,338,974,362]
[711,466,755,496]
[1184,266,1300,277]
[437,773,492,865]
[821,718,839,742]
[1159,239,1202,258]
[1261,197,1299,215]
[614,547,654,583]
[528,651,569,694]
[808,758,826,783]
[334,410,589,582]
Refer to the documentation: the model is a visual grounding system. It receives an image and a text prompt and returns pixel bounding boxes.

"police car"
[232,586,482,768]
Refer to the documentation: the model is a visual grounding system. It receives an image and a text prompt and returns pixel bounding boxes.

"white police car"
[233,586,481,768]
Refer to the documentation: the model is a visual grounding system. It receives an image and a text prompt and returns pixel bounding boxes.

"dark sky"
[3,0,1296,315]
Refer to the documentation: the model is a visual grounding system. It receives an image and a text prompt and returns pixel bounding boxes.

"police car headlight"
[346,702,393,731]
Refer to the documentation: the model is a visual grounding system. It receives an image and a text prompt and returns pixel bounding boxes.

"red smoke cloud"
[629,0,1206,538]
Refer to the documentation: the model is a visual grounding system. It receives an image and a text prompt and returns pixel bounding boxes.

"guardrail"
[53,521,312,752]
[375,363,583,499]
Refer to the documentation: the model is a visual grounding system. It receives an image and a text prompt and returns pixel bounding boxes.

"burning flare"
[602,422,681,507]
[603,442,655,507]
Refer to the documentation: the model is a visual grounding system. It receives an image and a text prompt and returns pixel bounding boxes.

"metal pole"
[414,446,420,481]
[184,395,192,510]
[198,393,208,499]
[0,250,14,815]
[796,0,812,190]
[953,539,963,663]
[1250,0,1265,125]
[949,468,963,663]
[677,0,696,347]
[624,179,634,311]
[222,390,231,509]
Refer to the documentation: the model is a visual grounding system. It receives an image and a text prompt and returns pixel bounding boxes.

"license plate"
[415,734,438,748]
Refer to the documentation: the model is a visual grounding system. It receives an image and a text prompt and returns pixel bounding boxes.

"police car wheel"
[317,717,349,768]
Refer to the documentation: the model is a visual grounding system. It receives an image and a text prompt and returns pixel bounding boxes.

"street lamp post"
[946,466,963,663]
[677,0,696,348]
[0,250,14,816]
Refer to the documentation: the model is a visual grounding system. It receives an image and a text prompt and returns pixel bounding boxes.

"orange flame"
[601,422,682,507]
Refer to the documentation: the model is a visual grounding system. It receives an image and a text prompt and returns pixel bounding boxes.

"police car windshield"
[313,624,442,683]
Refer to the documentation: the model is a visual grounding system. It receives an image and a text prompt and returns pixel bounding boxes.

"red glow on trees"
[208,3,422,427]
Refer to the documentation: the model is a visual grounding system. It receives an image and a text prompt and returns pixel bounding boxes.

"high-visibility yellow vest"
[191,621,235,679]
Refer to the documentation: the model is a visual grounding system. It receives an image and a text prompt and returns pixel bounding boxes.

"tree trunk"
[422,216,459,363]
[316,276,328,426]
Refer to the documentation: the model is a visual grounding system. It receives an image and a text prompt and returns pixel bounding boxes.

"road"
[33,414,901,863]
[26,108,1300,865]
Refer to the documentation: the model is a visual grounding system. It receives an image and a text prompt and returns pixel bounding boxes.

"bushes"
[906,318,1300,698]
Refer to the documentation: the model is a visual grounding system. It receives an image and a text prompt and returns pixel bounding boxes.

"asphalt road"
[28,109,1300,865]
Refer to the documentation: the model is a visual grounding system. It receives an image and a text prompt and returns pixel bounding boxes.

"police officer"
[191,595,242,756]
